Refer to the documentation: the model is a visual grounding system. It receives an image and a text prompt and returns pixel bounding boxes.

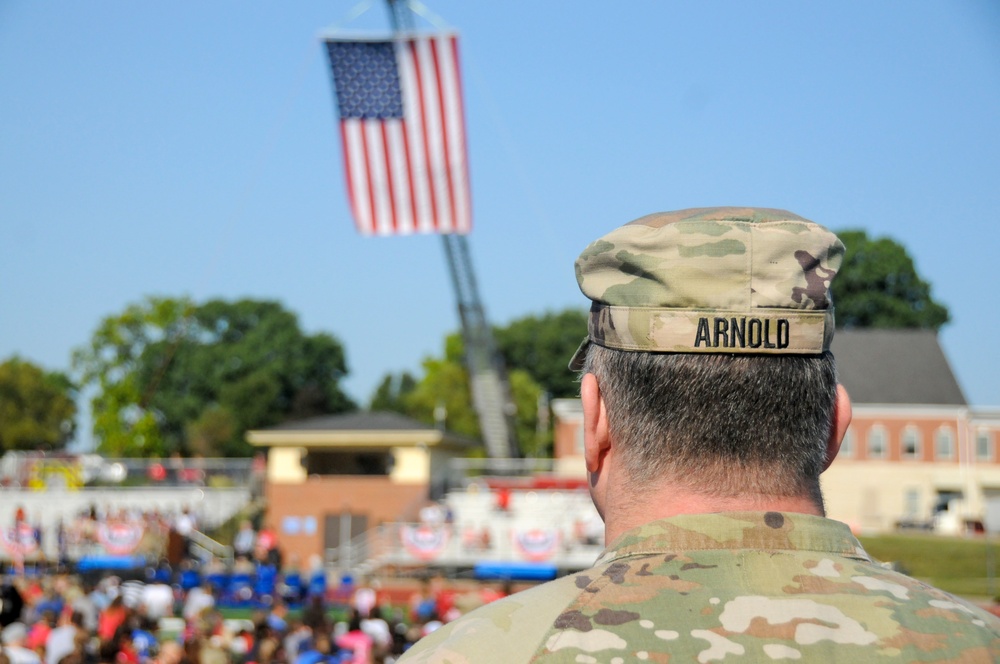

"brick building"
[246,411,475,565]
[551,329,1000,535]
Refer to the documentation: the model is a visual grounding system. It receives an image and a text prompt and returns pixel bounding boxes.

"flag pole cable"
[319,0,378,35]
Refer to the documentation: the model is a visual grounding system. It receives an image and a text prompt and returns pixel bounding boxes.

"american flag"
[324,33,472,236]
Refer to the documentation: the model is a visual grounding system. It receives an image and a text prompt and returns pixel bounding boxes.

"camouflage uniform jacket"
[399,512,1000,662]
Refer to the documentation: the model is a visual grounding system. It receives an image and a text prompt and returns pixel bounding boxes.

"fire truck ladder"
[387,0,519,459]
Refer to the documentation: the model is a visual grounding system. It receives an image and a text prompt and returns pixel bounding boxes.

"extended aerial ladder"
[383,0,520,459]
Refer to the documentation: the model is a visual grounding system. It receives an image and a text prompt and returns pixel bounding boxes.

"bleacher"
[333,479,607,579]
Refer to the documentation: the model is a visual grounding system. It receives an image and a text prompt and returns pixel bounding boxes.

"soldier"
[399,207,1000,662]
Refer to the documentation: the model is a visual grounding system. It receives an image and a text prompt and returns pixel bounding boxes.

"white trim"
[247,430,445,447]
[851,404,966,418]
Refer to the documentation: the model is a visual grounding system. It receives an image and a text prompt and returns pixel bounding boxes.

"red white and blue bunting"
[513,528,560,561]
[400,525,450,561]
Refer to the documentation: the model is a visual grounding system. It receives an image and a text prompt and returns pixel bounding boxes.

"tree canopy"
[833,230,949,330]
[369,371,417,414]
[370,333,551,457]
[368,310,589,457]
[494,309,588,399]
[0,357,77,452]
[73,296,355,457]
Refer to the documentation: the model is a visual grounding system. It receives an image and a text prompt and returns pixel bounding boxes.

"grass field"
[859,532,1000,600]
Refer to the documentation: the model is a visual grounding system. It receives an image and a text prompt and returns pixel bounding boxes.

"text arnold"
[693,317,790,349]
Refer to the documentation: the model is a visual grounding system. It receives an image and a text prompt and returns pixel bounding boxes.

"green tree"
[833,230,949,330]
[0,357,77,452]
[402,334,481,439]
[380,333,550,457]
[368,371,417,413]
[73,296,355,457]
[494,309,588,399]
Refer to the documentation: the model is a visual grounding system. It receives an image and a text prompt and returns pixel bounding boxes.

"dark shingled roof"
[831,329,966,406]
[262,411,436,432]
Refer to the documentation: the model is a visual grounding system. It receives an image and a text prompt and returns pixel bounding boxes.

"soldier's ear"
[823,384,853,472]
[582,373,610,475]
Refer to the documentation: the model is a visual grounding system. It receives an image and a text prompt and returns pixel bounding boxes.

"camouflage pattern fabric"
[569,208,844,369]
[399,512,1000,663]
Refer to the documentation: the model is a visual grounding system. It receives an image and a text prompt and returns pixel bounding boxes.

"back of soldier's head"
[571,207,844,499]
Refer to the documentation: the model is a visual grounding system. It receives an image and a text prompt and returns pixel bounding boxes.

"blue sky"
[2,2,998,449]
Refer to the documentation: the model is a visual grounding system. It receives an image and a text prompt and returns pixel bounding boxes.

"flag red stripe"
[359,122,377,235]
[450,36,472,232]
[400,122,419,230]
[339,122,364,234]
[430,38,457,234]
[380,122,398,233]
[409,39,439,232]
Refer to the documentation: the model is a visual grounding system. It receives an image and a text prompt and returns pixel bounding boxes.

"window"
[901,427,921,459]
[977,431,994,462]
[304,451,390,476]
[934,490,962,515]
[868,425,887,459]
[839,427,854,459]
[935,427,955,461]
[903,488,920,518]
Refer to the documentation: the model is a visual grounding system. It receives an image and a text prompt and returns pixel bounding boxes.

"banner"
[0,523,38,558]
[513,527,560,562]
[400,524,450,561]
[96,521,145,555]
[325,33,472,236]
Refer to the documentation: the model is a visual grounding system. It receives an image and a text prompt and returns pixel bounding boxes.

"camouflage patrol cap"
[569,207,845,370]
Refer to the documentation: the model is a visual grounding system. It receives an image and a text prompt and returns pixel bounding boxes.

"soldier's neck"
[602,489,825,545]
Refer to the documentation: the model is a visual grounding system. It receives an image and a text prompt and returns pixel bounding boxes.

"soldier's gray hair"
[582,345,837,508]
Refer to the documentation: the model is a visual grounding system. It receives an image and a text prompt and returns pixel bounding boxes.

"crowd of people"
[0,562,513,664]
[6,504,215,570]
[1,504,519,663]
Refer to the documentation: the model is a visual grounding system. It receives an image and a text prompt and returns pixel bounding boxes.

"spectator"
[300,596,326,633]
[129,615,159,663]
[97,596,126,644]
[294,632,337,664]
[152,641,183,664]
[24,610,54,653]
[232,520,256,561]
[1,622,41,664]
[44,611,82,664]
[101,624,138,664]
[360,606,392,663]
[182,583,214,623]
[334,611,372,664]
[73,581,101,633]
[172,508,197,562]
[282,620,311,663]
[139,578,173,622]
[351,581,376,619]
[494,487,510,513]
[254,524,280,568]
[0,579,24,627]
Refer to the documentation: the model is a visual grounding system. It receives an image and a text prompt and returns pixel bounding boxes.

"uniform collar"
[596,511,871,566]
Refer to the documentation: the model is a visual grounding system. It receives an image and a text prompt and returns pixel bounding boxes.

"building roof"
[261,410,436,432]
[245,410,478,449]
[831,329,966,406]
